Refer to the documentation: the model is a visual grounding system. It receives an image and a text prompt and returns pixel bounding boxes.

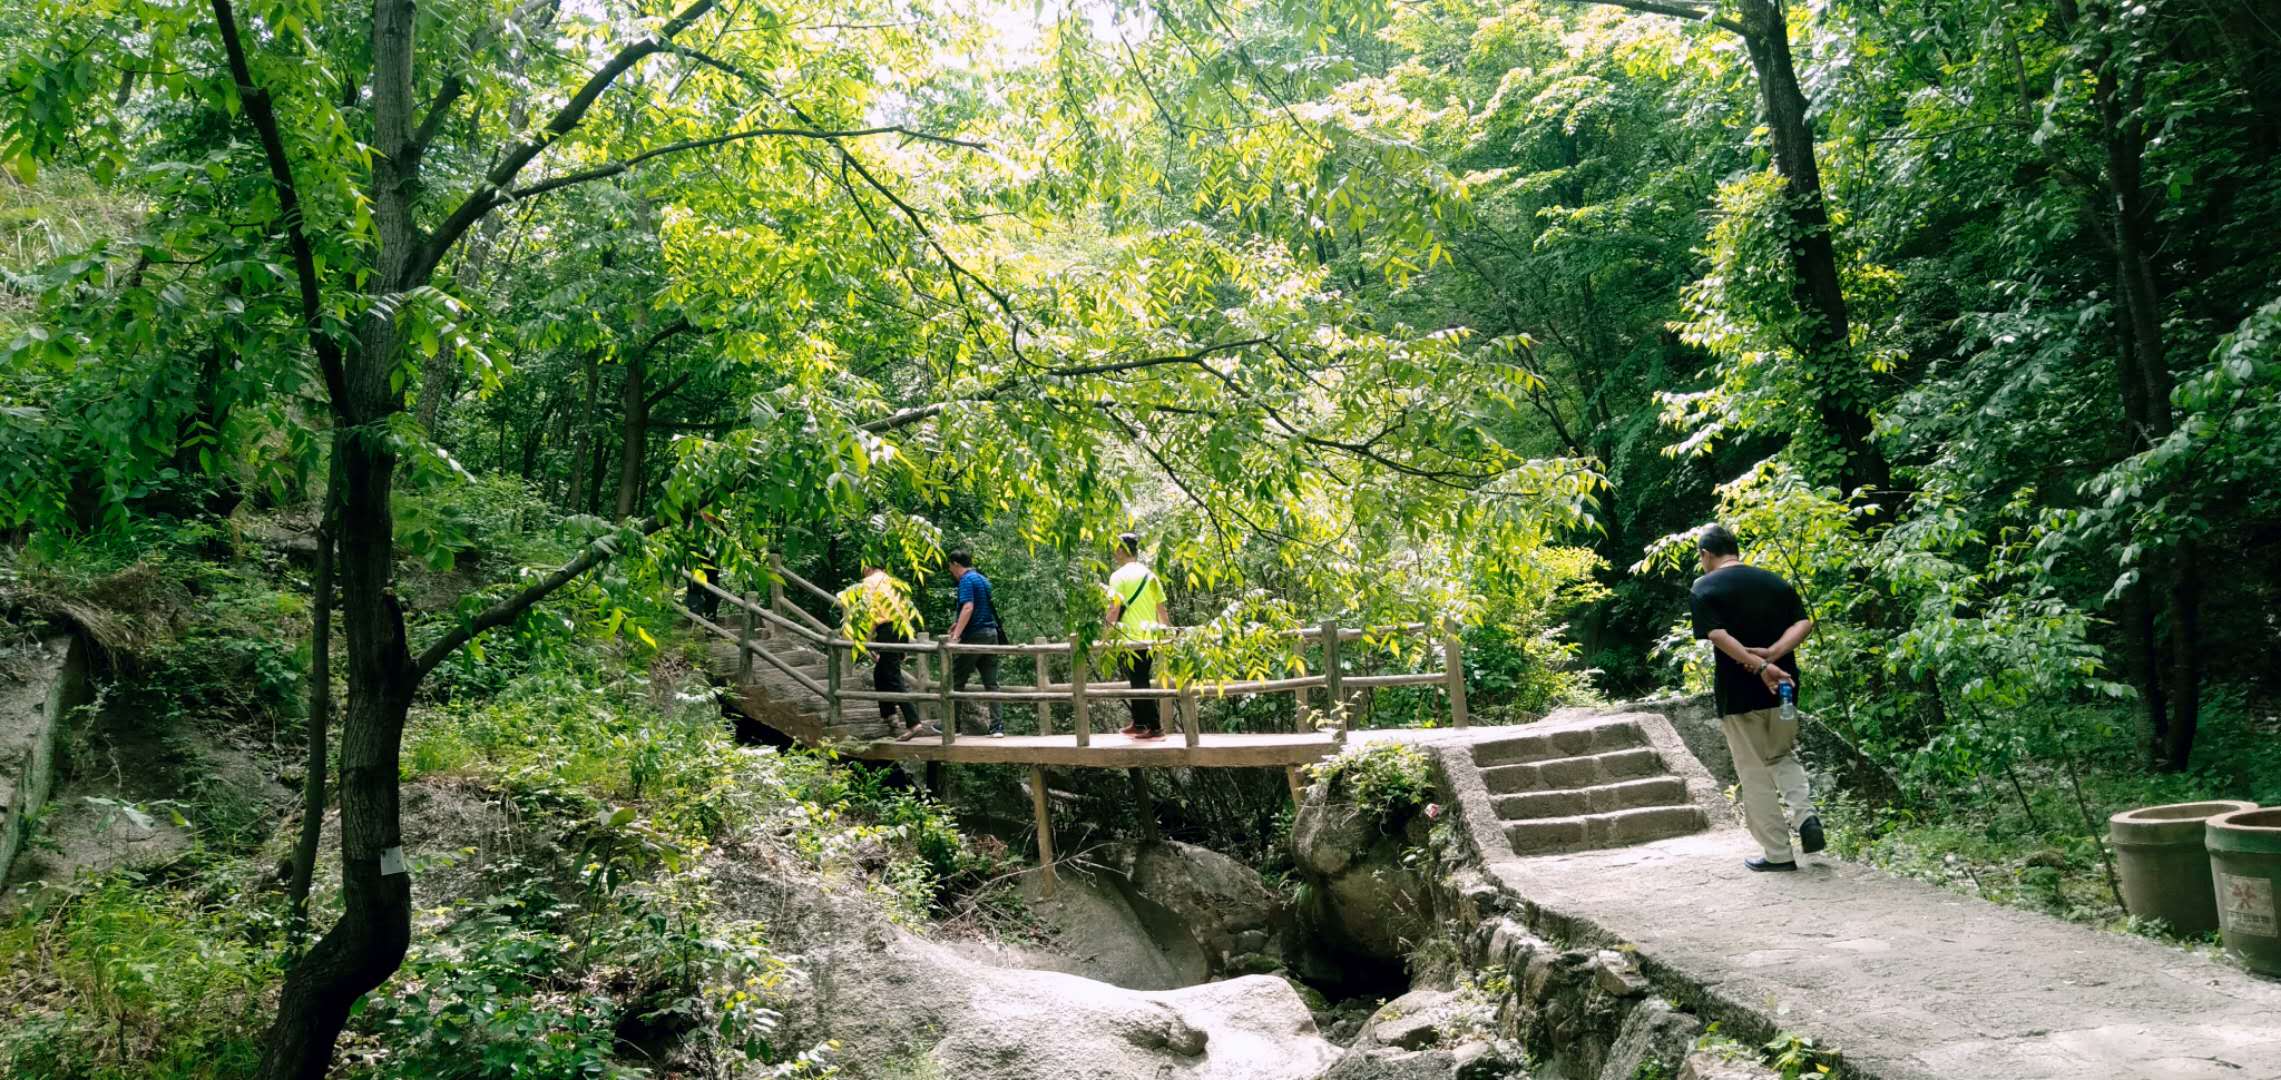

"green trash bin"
[2206,807,2281,976]
[2110,800,2257,935]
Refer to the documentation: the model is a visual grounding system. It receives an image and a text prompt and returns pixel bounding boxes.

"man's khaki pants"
[1721,707,1814,861]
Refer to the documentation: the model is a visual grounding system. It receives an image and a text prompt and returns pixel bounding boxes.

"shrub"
[1307,743,1436,830]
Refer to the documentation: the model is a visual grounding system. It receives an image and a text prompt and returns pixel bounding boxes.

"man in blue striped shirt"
[947,549,1006,736]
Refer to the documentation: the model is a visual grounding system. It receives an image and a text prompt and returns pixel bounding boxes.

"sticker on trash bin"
[2220,873,2276,937]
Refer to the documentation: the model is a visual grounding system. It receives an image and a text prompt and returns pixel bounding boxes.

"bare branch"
[1549,0,1744,35]
[412,518,668,678]
[507,125,987,201]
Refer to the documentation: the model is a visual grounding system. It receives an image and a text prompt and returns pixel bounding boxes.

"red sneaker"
[1131,728,1166,741]
[1117,724,1144,737]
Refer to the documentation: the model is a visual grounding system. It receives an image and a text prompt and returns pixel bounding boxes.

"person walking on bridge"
[1105,533,1169,740]
[1690,524,1824,872]
[946,549,1007,737]
[842,563,933,741]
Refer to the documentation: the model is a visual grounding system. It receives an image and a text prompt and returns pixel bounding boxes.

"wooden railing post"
[913,631,934,728]
[1070,652,1090,747]
[826,644,843,730]
[1322,619,1346,743]
[1179,685,1200,748]
[1442,618,1469,729]
[1033,637,1053,736]
[737,594,755,683]
[937,636,956,745]
[1293,634,1311,733]
[767,554,790,635]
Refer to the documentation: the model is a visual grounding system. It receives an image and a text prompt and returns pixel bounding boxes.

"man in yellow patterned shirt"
[841,564,930,740]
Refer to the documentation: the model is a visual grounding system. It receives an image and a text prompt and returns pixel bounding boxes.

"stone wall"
[1,633,91,886]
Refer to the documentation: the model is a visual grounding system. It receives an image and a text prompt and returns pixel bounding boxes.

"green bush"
[1307,743,1437,830]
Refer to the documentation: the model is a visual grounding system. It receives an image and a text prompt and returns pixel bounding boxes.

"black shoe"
[1745,857,1798,873]
[1797,815,1826,855]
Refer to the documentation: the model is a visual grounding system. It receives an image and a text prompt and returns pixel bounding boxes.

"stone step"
[1502,804,1707,856]
[1493,776,1691,821]
[1480,747,1664,795]
[1471,721,1646,768]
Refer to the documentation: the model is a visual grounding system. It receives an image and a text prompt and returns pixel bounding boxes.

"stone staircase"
[706,634,896,744]
[1468,718,1707,856]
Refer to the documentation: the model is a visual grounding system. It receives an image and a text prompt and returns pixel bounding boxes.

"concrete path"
[1441,712,2281,1079]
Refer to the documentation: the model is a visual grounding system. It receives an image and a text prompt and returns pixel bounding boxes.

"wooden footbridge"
[674,560,1470,771]
[675,562,1471,894]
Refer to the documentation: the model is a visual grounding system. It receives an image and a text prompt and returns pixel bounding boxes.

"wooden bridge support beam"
[1323,619,1346,743]
[1030,764,1056,898]
[1129,766,1158,845]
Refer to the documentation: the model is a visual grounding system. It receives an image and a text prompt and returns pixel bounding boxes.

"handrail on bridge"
[676,569,1469,752]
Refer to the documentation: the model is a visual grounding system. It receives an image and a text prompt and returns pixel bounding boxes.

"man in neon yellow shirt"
[1104,533,1168,739]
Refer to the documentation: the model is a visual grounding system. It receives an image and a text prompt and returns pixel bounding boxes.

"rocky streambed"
[776,742,1780,1080]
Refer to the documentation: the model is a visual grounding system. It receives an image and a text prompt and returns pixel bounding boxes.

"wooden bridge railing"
[673,566,1469,752]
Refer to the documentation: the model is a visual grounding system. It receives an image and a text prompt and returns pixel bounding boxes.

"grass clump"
[0,876,271,1078]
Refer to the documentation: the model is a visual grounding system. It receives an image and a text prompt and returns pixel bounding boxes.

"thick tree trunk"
[2107,268,2170,760]
[1733,0,1890,502]
[224,0,721,1071]
[260,0,423,1071]
[2093,45,2202,770]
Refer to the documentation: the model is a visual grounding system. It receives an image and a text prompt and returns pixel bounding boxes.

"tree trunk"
[590,430,614,515]
[565,350,600,511]
[520,398,552,479]
[286,462,338,939]
[2107,265,2170,761]
[2091,34,2202,770]
[1733,0,1890,503]
[616,344,648,520]
[260,0,423,1070]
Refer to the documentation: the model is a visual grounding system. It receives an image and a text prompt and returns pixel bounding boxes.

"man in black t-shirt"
[1689,524,1824,872]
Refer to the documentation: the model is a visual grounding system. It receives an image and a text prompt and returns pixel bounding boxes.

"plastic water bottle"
[1778,680,1797,723]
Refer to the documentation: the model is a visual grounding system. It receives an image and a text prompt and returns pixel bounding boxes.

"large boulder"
[955,863,1210,990]
[708,842,1340,1080]
[1110,839,1285,976]
[1289,784,1433,994]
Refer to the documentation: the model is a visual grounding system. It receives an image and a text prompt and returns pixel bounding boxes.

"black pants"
[1120,648,1156,733]
[952,625,1005,731]
[872,624,921,730]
